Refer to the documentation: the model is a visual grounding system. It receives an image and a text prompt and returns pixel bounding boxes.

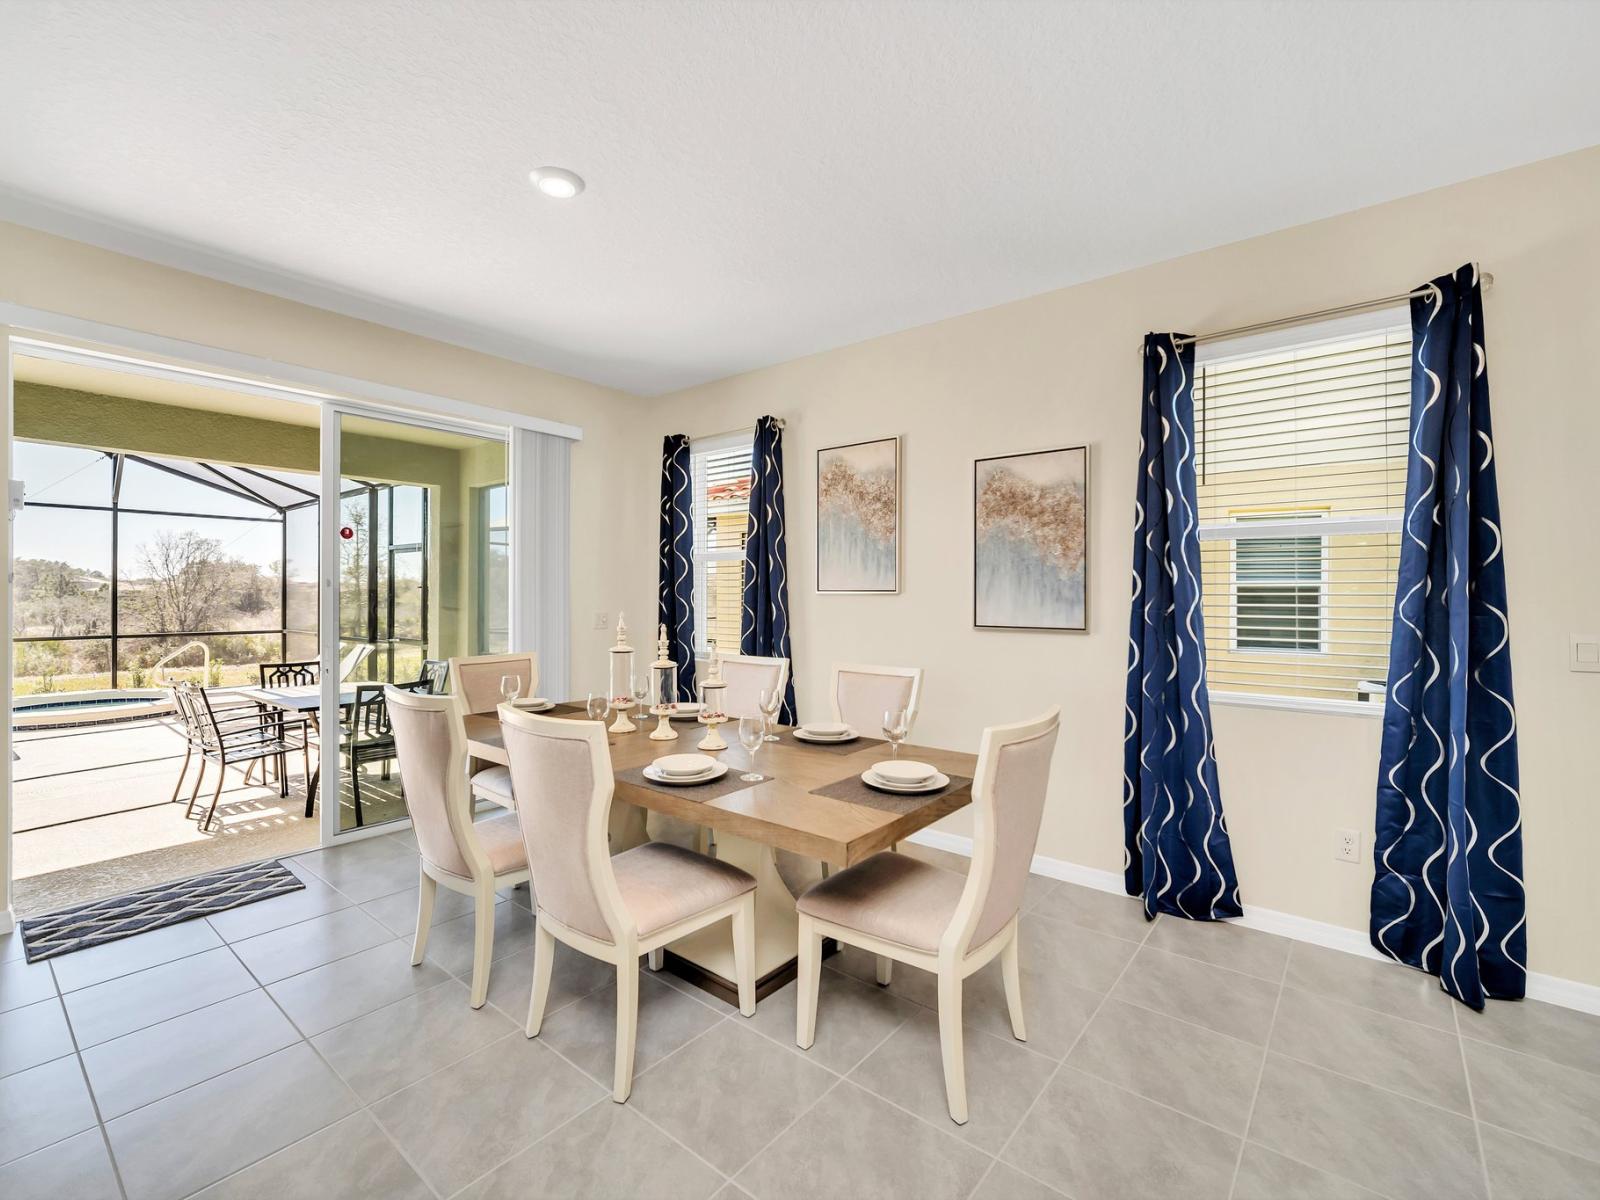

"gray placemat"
[810,771,973,815]
[776,729,887,755]
[616,763,763,802]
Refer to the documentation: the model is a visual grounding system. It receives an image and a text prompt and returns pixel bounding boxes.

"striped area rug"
[20,858,305,963]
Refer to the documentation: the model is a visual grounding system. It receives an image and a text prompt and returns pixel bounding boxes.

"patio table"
[234,683,357,812]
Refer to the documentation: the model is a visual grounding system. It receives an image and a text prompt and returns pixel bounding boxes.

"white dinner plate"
[870,759,938,786]
[862,769,950,795]
[654,753,718,778]
[794,726,858,744]
[800,721,850,737]
[643,761,729,786]
[513,698,554,712]
[668,703,705,721]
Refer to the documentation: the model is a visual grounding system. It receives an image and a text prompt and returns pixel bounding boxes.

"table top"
[235,683,356,710]
[464,708,976,868]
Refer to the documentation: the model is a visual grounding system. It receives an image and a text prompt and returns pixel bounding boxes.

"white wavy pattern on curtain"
[1370,264,1525,1010]
[657,435,698,700]
[740,417,796,725]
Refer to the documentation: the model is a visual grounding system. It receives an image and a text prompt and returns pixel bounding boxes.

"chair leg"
[613,958,640,1103]
[646,948,664,971]
[303,742,315,817]
[1001,928,1026,1041]
[468,882,496,1009]
[411,867,437,966]
[170,746,192,803]
[350,755,365,828]
[732,896,756,1017]
[278,749,288,798]
[875,955,894,986]
[526,920,555,1038]
[795,916,823,1049]
[202,761,227,832]
[185,759,207,818]
[937,967,968,1125]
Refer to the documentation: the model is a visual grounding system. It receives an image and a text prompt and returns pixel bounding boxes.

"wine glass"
[631,675,651,716]
[759,687,783,742]
[883,708,910,759]
[586,690,608,721]
[737,716,766,782]
[499,674,523,706]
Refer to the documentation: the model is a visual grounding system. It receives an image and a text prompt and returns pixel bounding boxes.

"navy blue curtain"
[658,434,697,701]
[1123,334,1243,921]
[740,416,797,724]
[1371,264,1523,1010]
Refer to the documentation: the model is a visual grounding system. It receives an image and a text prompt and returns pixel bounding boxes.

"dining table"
[463,703,978,1003]
[232,682,358,810]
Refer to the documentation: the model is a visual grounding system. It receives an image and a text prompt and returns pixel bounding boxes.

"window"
[1195,313,1409,708]
[689,433,753,654]
[476,483,510,653]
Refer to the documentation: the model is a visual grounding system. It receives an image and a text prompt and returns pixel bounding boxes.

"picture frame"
[973,444,1088,631]
[816,435,900,594]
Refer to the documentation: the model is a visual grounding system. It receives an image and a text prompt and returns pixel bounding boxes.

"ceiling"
[3,1,1598,396]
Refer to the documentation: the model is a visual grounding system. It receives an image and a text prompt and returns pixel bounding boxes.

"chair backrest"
[170,682,210,746]
[944,707,1061,956]
[831,663,923,738]
[449,652,539,716]
[337,643,375,682]
[498,706,630,945]
[259,660,318,688]
[383,687,487,880]
[718,654,789,721]
[419,659,450,696]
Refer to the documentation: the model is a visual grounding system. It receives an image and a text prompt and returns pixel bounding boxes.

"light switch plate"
[1572,634,1600,673]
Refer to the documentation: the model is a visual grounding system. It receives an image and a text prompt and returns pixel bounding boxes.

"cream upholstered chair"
[448,652,538,810]
[719,653,789,720]
[499,704,758,1102]
[794,707,1061,1124]
[831,663,923,738]
[384,687,531,1009]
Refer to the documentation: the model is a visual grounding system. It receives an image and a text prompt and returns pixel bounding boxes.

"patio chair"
[249,659,321,792]
[171,682,313,833]
[341,676,434,827]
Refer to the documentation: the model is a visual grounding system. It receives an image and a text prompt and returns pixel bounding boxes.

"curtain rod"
[1150,270,1494,352]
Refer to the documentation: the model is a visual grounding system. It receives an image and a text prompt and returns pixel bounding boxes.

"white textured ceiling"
[3,1,1598,396]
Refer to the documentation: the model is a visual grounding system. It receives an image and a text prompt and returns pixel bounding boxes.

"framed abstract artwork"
[817,436,900,593]
[973,444,1088,630]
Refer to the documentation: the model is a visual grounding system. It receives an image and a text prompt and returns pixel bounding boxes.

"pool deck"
[11,710,406,916]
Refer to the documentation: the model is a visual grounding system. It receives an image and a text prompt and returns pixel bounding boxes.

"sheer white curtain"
[511,427,572,701]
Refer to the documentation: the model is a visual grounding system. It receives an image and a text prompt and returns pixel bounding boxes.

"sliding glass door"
[322,410,509,836]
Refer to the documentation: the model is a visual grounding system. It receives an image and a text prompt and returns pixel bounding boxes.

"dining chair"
[719,653,789,720]
[449,652,538,810]
[384,686,531,1008]
[793,706,1061,1124]
[247,659,322,791]
[831,662,924,738]
[498,704,758,1102]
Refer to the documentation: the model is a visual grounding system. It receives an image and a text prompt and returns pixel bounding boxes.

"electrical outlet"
[593,610,609,630]
[1335,828,1361,863]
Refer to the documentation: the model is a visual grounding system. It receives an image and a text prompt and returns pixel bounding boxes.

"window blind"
[1194,320,1410,706]
[690,436,753,655]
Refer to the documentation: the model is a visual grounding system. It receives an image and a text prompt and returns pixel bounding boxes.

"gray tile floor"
[2,833,1598,1199]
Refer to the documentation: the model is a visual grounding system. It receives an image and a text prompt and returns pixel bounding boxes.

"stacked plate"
[512,697,554,712]
[861,759,949,794]
[794,721,858,744]
[668,702,705,721]
[642,753,728,786]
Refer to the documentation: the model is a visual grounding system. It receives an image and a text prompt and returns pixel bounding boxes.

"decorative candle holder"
[649,623,679,742]
[697,644,729,752]
[607,613,637,734]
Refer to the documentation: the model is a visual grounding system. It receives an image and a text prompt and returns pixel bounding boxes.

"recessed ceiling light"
[529,166,584,199]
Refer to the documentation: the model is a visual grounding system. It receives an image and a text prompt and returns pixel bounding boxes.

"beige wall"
[0,219,637,681]
[621,147,1600,988]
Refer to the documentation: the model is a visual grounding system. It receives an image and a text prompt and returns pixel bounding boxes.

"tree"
[140,530,230,633]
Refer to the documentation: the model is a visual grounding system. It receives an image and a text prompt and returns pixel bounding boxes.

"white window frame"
[688,429,753,657]
[1226,512,1330,657]
[1195,306,1408,718]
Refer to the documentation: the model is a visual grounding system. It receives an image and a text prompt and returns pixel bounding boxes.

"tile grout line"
[963,908,1161,1199]
[1456,1001,1494,1200]
[37,963,132,1200]
[1224,934,1288,1199]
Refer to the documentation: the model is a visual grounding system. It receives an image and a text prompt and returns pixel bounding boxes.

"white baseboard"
[905,829,1600,1017]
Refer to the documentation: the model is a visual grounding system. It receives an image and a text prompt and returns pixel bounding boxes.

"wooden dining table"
[463,705,978,1002]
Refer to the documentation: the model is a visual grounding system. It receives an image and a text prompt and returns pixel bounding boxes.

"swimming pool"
[13,689,174,730]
